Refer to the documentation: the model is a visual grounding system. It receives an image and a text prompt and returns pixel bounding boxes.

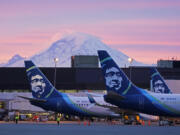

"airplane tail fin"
[24,60,61,99]
[150,67,172,94]
[98,50,140,96]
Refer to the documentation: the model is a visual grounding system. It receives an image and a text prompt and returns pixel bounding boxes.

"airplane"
[150,67,172,94]
[150,67,180,125]
[138,67,177,123]
[87,90,159,123]
[97,50,180,118]
[140,67,173,121]
[86,67,175,123]
[86,68,170,122]
[20,60,121,119]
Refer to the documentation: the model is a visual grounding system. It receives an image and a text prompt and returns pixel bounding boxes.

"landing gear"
[121,114,133,125]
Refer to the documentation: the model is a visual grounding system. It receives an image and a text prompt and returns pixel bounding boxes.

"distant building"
[71,55,99,68]
[157,60,180,68]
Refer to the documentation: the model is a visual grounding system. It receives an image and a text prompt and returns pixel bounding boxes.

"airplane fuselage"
[106,89,180,117]
[31,93,120,118]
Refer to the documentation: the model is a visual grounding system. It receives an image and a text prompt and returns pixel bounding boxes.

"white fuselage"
[67,95,120,117]
[147,91,180,112]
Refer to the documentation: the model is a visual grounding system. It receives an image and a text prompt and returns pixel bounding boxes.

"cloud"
[1,0,180,18]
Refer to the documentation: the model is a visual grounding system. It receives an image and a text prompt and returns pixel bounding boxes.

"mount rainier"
[2,33,146,67]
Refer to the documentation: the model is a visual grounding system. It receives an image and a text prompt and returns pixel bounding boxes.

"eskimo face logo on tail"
[105,67,122,91]
[153,80,165,93]
[31,74,46,95]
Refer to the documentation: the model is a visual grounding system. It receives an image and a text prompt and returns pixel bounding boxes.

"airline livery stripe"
[100,57,111,64]
[122,83,131,95]
[147,93,180,115]
[45,88,54,98]
[26,66,36,72]
[151,72,159,78]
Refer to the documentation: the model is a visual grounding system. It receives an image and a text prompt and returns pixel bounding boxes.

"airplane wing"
[18,96,47,103]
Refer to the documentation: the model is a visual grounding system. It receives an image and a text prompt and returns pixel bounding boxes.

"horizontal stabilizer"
[18,96,47,103]
[106,91,125,100]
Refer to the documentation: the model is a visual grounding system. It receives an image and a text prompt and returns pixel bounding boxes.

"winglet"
[86,93,97,104]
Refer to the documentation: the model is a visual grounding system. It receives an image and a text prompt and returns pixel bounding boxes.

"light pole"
[54,58,59,88]
[128,58,133,80]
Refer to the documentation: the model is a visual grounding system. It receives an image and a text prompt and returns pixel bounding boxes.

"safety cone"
[88,120,91,126]
[78,119,81,125]
[84,121,87,126]
[142,120,145,126]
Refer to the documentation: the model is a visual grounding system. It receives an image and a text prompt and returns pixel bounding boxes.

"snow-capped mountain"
[3,54,25,67]
[0,63,5,67]
[2,32,146,67]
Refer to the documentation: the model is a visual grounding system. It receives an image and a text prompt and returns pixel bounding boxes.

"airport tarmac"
[1,122,180,135]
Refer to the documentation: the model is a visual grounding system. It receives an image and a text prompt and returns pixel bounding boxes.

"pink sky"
[0,0,180,64]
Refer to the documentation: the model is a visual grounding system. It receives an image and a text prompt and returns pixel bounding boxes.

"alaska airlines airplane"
[87,89,159,121]
[87,67,172,121]
[20,60,120,118]
[139,68,175,121]
[98,50,180,117]
[150,67,172,94]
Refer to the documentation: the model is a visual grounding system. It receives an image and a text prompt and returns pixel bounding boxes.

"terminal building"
[0,67,180,91]
[0,56,180,91]
[157,59,180,68]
